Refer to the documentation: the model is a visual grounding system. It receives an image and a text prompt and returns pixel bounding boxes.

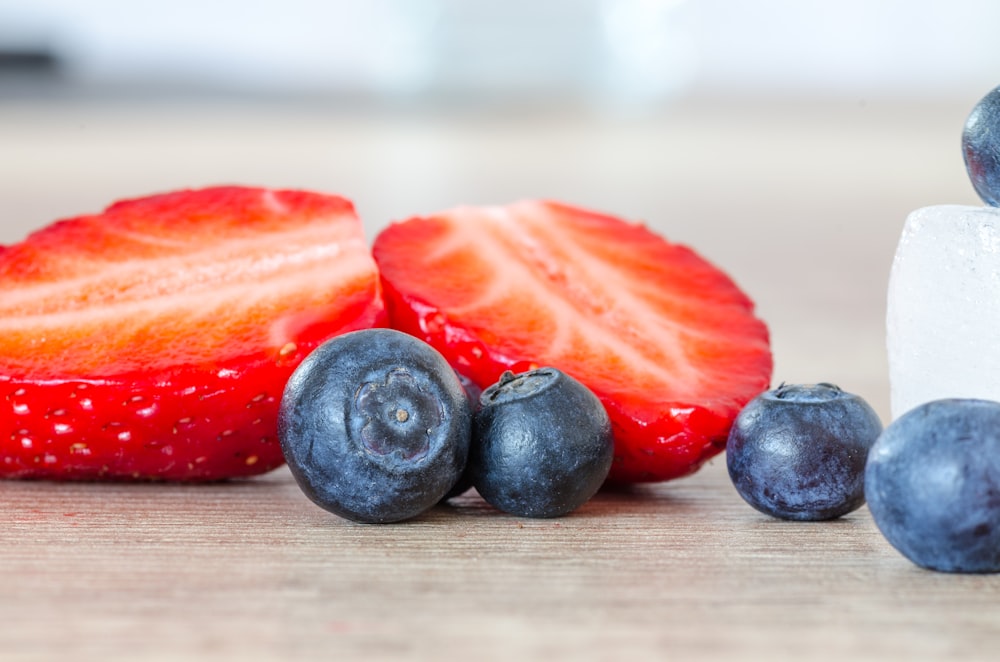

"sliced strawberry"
[372,200,772,483]
[0,186,385,480]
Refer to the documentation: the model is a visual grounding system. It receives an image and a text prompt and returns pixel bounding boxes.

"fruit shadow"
[433,480,700,521]
[0,469,307,533]
[0,465,299,503]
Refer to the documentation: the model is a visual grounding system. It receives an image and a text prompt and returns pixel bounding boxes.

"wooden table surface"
[0,95,996,661]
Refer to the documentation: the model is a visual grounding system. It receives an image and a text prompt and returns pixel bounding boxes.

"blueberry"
[963,85,1000,206]
[726,383,883,521]
[865,399,1000,573]
[469,368,613,518]
[278,328,472,524]
[454,370,483,406]
[439,370,481,502]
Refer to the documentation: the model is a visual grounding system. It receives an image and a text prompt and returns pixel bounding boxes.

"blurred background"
[4,0,999,104]
[2,0,999,418]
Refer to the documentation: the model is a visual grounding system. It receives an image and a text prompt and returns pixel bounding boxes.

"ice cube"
[887,204,1000,419]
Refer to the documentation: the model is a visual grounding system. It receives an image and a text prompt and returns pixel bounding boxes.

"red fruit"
[372,200,772,483]
[0,186,385,480]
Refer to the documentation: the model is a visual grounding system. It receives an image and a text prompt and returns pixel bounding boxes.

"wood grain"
[1,97,997,661]
[2,462,998,661]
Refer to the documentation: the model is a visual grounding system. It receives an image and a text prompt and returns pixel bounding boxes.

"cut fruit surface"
[373,200,772,482]
[0,186,385,480]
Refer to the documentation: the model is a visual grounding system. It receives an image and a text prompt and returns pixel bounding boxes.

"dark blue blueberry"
[963,85,1000,206]
[469,368,613,518]
[865,399,1000,573]
[278,328,472,524]
[454,370,483,406]
[439,370,482,502]
[440,467,475,502]
[726,383,883,521]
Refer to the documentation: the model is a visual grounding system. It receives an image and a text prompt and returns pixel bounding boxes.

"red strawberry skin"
[0,186,385,480]
[373,200,772,483]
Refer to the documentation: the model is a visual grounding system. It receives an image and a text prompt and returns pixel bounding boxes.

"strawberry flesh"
[373,200,772,483]
[0,186,385,480]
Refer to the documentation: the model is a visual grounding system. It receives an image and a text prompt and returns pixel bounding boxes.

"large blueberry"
[278,328,472,524]
[726,383,883,521]
[439,370,482,502]
[470,368,613,518]
[963,85,1000,206]
[865,399,1000,573]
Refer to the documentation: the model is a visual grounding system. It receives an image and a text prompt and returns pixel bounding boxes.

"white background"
[2,0,999,107]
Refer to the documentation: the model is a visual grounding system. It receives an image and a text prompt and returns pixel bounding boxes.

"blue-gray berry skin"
[278,328,472,524]
[963,85,1000,206]
[726,383,883,521]
[439,371,481,502]
[865,399,1000,573]
[470,368,613,518]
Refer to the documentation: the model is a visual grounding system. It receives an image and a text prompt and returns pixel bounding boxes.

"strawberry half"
[0,186,385,480]
[372,200,772,483]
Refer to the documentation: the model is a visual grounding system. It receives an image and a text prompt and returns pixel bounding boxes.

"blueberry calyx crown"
[482,368,558,405]
[770,382,844,403]
[354,366,443,462]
